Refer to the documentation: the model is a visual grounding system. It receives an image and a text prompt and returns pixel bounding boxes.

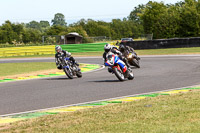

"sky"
[0,0,182,25]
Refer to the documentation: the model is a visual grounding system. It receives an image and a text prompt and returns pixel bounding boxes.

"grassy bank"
[73,47,200,56]
[136,47,200,55]
[1,90,200,132]
[0,62,56,77]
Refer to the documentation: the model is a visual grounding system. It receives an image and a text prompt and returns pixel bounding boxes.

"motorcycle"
[58,56,82,79]
[119,44,140,68]
[126,51,140,68]
[105,52,134,81]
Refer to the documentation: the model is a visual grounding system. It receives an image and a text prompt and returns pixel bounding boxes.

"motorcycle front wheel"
[113,67,125,81]
[131,59,140,68]
[128,70,134,80]
[76,71,82,78]
[64,68,74,79]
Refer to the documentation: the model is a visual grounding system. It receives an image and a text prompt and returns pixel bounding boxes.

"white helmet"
[55,45,62,52]
[104,43,111,52]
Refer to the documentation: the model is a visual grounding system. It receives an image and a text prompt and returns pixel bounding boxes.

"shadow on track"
[42,77,77,80]
[89,79,124,83]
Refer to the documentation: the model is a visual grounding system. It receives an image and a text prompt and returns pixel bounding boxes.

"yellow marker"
[0,118,23,124]
[18,77,31,80]
[110,97,146,102]
[56,72,65,75]
[41,106,93,113]
[81,68,90,71]
[29,76,40,78]
[160,90,190,94]
[41,109,77,113]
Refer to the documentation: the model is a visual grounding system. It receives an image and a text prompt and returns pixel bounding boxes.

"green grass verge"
[136,47,200,55]
[72,47,200,56]
[0,62,56,77]
[1,90,200,132]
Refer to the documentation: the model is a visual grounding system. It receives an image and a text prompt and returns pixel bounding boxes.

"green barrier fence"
[59,43,107,53]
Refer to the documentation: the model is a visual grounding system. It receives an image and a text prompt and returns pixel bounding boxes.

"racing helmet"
[55,45,62,52]
[104,43,111,53]
[119,44,125,52]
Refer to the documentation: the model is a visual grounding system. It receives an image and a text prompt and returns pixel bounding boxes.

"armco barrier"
[122,37,200,50]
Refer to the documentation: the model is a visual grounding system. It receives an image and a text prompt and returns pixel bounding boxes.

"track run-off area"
[0,55,199,121]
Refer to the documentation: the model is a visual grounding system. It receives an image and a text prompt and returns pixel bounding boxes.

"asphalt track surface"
[0,55,200,115]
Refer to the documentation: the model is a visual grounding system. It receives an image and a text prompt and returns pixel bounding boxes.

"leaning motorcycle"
[58,56,82,79]
[105,52,134,81]
[126,51,140,68]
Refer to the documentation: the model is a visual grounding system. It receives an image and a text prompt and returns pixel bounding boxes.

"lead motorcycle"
[105,52,134,81]
[58,56,82,79]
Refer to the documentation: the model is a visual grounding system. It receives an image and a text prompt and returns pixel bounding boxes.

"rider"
[103,43,130,73]
[119,43,140,60]
[55,45,78,70]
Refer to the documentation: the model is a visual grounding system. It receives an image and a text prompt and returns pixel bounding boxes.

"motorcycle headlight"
[128,54,132,58]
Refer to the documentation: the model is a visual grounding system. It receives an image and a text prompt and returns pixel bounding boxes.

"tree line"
[0,0,199,45]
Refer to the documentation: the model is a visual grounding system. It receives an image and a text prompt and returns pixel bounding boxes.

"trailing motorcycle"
[58,56,82,79]
[119,44,140,68]
[126,51,140,68]
[105,52,134,81]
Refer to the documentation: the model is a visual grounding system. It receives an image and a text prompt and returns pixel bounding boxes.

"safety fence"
[0,43,110,57]
[59,43,107,53]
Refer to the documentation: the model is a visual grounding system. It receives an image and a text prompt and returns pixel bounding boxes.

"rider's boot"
[72,61,80,71]
[108,67,113,73]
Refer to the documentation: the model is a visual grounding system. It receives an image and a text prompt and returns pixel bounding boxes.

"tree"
[129,4,145,24]
[110,19,140,40]
[140,1,170,39]
[26,21,41,30]
[22,28,42,43]
[51,13,67,26]
[46,25,66,35]
[179,0,200,37]
[81,19,110,37]
[0,21,24,44]
[40,21,50,28]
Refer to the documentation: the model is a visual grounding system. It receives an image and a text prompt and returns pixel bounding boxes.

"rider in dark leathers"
[118,43,140,60]
[55,45,78,70]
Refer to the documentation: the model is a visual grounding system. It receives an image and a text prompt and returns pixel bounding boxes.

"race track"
[0,55,200,115]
